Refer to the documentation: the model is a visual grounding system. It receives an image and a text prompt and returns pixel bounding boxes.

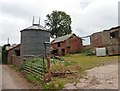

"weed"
[25,74,37,82]
[42,78,66,89]
[9,65,21,71]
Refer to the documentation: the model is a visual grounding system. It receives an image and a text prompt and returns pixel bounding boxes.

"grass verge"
[9,54,118,89]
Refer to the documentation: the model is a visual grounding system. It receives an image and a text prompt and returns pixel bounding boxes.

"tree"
[2,44,10,64]
[45,11,72,38]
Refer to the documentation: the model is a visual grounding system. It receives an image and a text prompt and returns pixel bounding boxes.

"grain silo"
[20,21,50,56]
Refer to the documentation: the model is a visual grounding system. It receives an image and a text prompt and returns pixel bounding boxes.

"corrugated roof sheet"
[21,24,49,31]
[26,25,46,30]
[52,33,75,43]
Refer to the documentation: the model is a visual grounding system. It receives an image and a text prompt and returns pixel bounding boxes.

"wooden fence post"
[43,54,45,82]
[46,54,51,81]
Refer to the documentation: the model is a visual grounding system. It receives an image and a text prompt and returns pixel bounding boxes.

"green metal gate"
[22,55,47,81]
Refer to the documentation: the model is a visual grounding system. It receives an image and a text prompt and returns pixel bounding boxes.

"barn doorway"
[52,49,58,56]
[61,49,65,56]
[67,46,70,53]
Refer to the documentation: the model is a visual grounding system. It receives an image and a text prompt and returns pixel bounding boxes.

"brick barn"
[90,26,120,55]
[51,33,83,56]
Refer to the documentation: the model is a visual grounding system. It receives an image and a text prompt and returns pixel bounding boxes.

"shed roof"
[109,26,120,30]
[7,44,20,51]
[91,26,120,36]
[51,33,76,43]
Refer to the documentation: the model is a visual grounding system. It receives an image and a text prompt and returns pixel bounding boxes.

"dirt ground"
[86,63,118,89]
[0,61,119,90]
[1,65,38,89]
[64,62,118,89]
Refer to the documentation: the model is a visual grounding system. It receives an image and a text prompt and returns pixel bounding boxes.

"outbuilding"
[90,26,120,55]
[51,33,83,56]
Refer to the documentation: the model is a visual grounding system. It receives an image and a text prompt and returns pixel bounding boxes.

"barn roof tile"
[51,33,76,43]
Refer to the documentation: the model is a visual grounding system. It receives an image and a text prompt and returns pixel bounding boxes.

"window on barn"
[57,42,60,47]
[110,31,118,38]
[15,50,20,56]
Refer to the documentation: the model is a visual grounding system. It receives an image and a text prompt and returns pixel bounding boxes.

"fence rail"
[22,56,46,81]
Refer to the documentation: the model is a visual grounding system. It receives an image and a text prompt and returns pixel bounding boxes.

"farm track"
[1,65,39,89]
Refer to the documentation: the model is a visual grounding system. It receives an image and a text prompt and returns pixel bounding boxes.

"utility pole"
[7,38,9,44]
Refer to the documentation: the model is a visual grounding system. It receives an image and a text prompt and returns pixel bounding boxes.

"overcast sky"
[0,0,119,46]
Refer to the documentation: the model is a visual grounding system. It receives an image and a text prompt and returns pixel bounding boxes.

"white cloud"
[0,0,119,45]
[73,0,118,36]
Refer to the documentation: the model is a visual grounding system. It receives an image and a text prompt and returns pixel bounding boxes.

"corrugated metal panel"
[21,26,50,56]
[96,47,106,56]
[21,24,48,31]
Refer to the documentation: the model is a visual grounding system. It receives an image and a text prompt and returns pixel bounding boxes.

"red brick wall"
[7,45,21,65]
[90,28,120,55]
[51,41,66,55]
[51,36,83,55]
[11,55,23,67]
[8,50,13,64]
[91,29,120,49]
[69,37,83,53]
[90,32,104,48]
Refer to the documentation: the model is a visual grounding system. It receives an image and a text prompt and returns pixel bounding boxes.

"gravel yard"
[64,62,118,89]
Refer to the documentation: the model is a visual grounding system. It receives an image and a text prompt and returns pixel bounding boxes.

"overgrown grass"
[42,78,65,89]
[10,54,118,89]
[47,54,118,89]
[25,73,42,83]
[9,65,22,71]
[63,54,118,70]
[42,77,78,89]
[35,54,118,89]
[21,56,83,89]
[23,72,66,89]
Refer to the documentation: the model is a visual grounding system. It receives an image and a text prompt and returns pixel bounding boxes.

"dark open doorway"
[52,49,58,56]
[61,49,65,56]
